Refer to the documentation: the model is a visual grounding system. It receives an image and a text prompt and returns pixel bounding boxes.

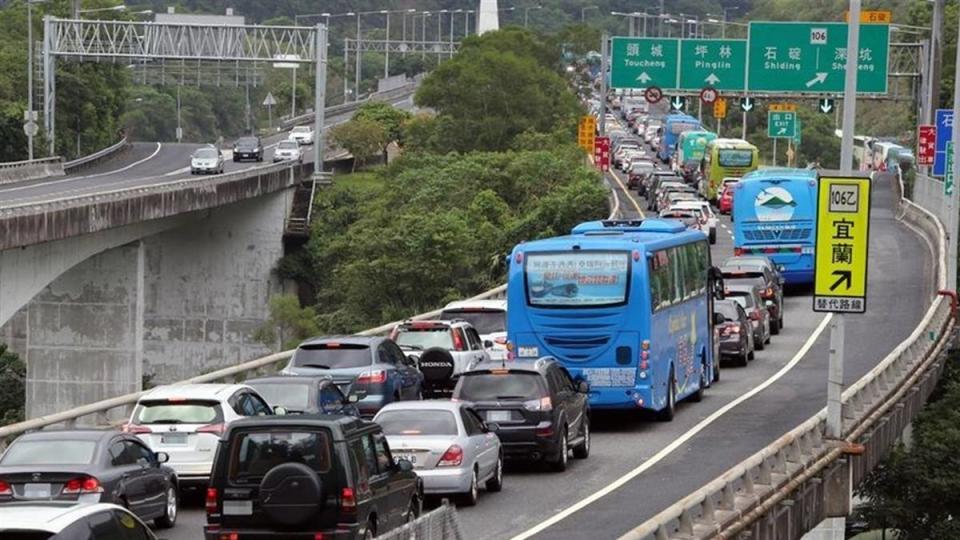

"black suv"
[204,415,421,539]
[233,136,263,162]
[452,358,590,472]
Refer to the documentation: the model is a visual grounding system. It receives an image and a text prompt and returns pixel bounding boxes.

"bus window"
[718,148,754,168]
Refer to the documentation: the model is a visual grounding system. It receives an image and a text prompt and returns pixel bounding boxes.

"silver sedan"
[374,400,503,506]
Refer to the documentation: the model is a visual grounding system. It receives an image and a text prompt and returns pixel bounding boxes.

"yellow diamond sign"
[813,175,871,313]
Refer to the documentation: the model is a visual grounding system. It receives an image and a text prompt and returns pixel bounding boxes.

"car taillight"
[763,287,775,298]
[197,423,226,435]
[438,445,464,467]
[63,476,103,495]
[721,324,740,336]
[341,487,357,514]
[0,480,11,496]
[523,396,553,412]
[734,247,744,256]
[749,310,761,321]
[356,369,387,384]
[206,488,219,515]
[452,330,465,351]
[121,423,152,434]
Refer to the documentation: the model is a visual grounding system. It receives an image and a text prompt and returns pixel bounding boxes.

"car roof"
[376,399,465,413]
[246,375,331,386]
[720,262,766,272]
[726,283,760,293]
[673,200,708,208]
[141,383,249,400]
[443,299,507,311]
[464,358,554,375]
[11,429,118,443]
[0,503,133,533]
[226,414,375,436]
[298,335,382,347]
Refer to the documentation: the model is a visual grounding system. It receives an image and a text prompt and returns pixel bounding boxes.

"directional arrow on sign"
[637,72,652,84]
[805,72,829,88]
[671,96,685,110]
[819,98,834,114]
[740,97,754,112]
[705,73,720,86]
[830,270,852,292]
[777,127,788,136]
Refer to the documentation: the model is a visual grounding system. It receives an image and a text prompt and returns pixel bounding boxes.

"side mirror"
[348,393,361,403]
[273,406,288,416]
[396,458,415,472]
[577,380,590,394]
[486,422,501,433]
[483,340,494,349]
[713,312,725,326]
[156,452,170,464]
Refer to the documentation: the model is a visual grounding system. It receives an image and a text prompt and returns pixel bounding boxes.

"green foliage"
[254,294,321,351]
[330,119,387,171]
[0,343,25,426]
[353,101,412,144]
[856,359,960,539]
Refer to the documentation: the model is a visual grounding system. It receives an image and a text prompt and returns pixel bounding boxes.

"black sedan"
[246,375,360,416]
[233,136,263,162]
[714,299,755,366]
[0,430,178,528]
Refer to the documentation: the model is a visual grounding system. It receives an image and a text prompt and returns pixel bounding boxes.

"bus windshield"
[525,252,630,308]
[718,149,754,167]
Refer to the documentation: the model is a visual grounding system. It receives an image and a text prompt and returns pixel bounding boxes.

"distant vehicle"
[506,220,723,419]
[720,256,786,333]
[288,125,315,145]
[0,502,160,539]
[245,375,360,417]
[672,200,719,244]
[391,319,490,386]
[0,430,178,528]
[374,400,502,505]
[273,139,304,163]
[439,299,508,361]
[279,335,423,417]
[724,283,772,350]
[732,168,819,284]
[659,208,702,232]
[675,130,717,173]
[701,139,759,201]
[714,299,755,366]
[657,113,701,163]
[718,183,736,215]
[233,136,263,162]
[628,160,656,189]
[204,415,421,540]
[453,358,590,471]
[190,146,224,175]
[123,383,276,488]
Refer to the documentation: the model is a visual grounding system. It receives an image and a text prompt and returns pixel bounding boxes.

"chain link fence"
[375,501,464,540]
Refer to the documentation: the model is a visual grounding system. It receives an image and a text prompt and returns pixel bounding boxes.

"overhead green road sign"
[678,39,747,91]
[747,22,889,93]
[610,37,679,89]
[768,111,797,138]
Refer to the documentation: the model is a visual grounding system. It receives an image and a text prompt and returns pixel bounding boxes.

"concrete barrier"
[0,157,64,185]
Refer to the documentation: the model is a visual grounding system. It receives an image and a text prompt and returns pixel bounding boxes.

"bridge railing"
[0,157,64,185]
[622,172,954,540]
[279,83,418,131]
[63,137,128,173]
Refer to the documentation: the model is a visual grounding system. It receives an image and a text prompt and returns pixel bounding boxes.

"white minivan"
[439,299,508,361]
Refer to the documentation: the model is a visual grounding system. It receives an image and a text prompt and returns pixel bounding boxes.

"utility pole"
[599,32,608,136]
[948,6,960,289]
[26,0,35,160]
[313,23,327,181]
[928,0,945,124]
[355,14,361,101]
[384,12,390,78]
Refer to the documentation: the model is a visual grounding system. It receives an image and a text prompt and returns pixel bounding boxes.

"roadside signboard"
[747,22,889,93]
[644,86,663,103]
[946,141,955,196]
[594,136,611,172]
[814,175,872,313]
[934,109,953,176]
[678,39,747,91]
[713,98,728,119]
[917,124,936,166]
[700,87,719,105]
[767,104,797,138]
[578,116,596,154]
[610,37,680,89]
[262,92,277,106]
[844,10,892,24]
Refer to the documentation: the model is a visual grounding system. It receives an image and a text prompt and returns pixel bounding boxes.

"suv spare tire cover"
[259,462,324,527]
[418,347,455,382]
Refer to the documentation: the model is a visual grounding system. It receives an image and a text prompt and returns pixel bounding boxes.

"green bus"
[700,138,760,202]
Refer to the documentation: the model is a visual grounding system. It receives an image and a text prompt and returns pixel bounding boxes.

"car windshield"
[395,328,454,350]
[291,344,372,369]
[248,383,312,411]
[0,440,98,465]
[376,409,459,436]
[236,138,258,146]
[194,148,217,159]
[230,429,332,483]
[439,309,505,334]
[454,372,547,401]
[134,400,222,425]
[715,301,741,321]
[727,291,755,309]
[292,126,311,133]
[278,141,299,150]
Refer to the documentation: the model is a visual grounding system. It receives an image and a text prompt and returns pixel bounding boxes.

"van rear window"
[229,429,332,483]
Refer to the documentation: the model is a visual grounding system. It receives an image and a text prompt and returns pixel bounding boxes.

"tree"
[330,119,387,171]
[0,343,25,425]
[254,295,321,351]
[352,101,411,144]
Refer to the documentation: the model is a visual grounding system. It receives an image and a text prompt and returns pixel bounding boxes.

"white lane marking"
[608,168,645,218]
[511,312,835,540]
[0,143,163,194]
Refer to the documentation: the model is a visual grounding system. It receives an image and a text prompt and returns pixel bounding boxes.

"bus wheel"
[690,361,706,402]
[657,369,677,422]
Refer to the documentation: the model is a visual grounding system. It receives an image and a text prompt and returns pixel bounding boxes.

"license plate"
[394,454,417,465]
[487,410,512,422]
[161,433,188,445]
[24,483,51,499]
[222,500,253,516]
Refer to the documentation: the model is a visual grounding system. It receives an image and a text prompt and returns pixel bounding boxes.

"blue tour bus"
[506,219,721,418]
[732,168,819,284]
[657,114,702,163]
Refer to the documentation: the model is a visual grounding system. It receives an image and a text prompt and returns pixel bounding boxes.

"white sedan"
[288,125,314,145]
[190,147,224,175]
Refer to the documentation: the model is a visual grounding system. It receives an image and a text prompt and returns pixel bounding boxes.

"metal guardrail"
[280,83,418,131]
[0,156,64,185]
[63,137,128,172]
[622,172,954,540]
[375,501,464,540]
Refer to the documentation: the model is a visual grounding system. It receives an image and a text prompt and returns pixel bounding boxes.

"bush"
[0,344,25,425]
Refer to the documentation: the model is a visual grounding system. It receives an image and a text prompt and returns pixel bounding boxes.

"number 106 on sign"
[829,184,859,213]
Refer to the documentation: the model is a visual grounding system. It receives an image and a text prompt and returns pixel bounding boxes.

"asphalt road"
[160,146,931,540]
[0,93,417,209]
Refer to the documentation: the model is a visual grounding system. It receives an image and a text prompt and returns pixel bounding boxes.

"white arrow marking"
[637,72,652,84]
[820,102,833,113]
[805,72,828,88]
[777,127,788,135]
[672,98,683,108]
[705,73,720,85]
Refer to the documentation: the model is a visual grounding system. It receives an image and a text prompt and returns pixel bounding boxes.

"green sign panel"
[946,141,954,196]
[793,117,802,145]
[768,111,797,138]
[610,37,679,89]
[678,39,747,91]
[748,22,889,93]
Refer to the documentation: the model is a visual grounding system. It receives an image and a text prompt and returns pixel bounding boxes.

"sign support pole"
[772,138,777,167]
[313,23,328,181]
[600,32,608,137]
[741,109,747,140]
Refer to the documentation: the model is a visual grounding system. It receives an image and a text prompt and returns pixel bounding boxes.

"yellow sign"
[769,103,797,113]
[578,116,596,153]
[713,98,727,119]
[813,175,872,313]
[844,10,892,24]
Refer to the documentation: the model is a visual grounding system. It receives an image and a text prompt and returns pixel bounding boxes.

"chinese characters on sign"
[917,125,936,166]
[578,116,596,155]
[813,176,872,313]
[934,109,954,176]
[594,136,611,172]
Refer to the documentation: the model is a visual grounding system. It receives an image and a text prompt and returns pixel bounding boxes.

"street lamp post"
[383,10,391,78]
[581,6,598,24]
[26,0,47,160]
[524,5,542,28]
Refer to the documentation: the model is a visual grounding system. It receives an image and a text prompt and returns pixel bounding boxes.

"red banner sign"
[918,124,936,166]
[594,136,611,172]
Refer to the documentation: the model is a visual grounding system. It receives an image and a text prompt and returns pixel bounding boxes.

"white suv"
[672,200,719,244]
[0,503,158,539]
[391,320,490,375]
[123,384,276,487]
[440,299,508,361]
[288,125,314,145]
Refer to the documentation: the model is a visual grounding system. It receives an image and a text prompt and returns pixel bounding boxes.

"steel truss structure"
[41,17,327,175]
[343,38,458,55]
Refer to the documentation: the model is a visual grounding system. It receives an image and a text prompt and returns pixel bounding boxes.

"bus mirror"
[713,313,725,326]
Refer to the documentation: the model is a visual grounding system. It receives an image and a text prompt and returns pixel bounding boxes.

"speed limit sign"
[699,87,718,105]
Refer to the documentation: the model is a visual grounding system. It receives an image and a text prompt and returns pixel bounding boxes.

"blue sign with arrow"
[934,109,954,177]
